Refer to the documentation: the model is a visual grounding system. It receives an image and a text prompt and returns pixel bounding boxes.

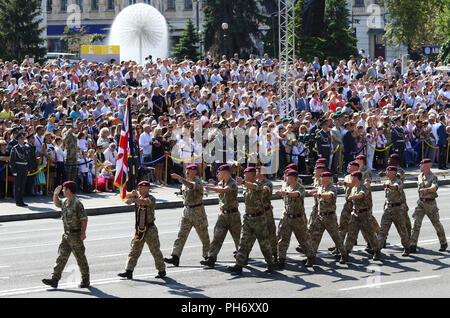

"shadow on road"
[133,277,209,298]
[47,286,118,298]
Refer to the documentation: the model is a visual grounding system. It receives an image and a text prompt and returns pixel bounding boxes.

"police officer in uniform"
[118,181,166,279]
[378,166,410,256]
[201,164,241,268]
[10,133,30,207]
[42,181,90,288]
[276,169,315,268]
[315,120,332,168]
[391,117,406,167]
[165,164,210,266]
[228,167,275,275]
[410,159,448,253]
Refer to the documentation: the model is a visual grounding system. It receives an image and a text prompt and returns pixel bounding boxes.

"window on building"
[129,0,136,5]
[76,0,83,11]
[60,0,67,12]
[184,0,192,10]
[47,0,52,12]
[91,0,98,10]
[167,0,175,10]
[107,0,114,9]
[354,0,364,6]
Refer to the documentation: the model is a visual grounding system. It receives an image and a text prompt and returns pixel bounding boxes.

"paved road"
[0,186,449,298]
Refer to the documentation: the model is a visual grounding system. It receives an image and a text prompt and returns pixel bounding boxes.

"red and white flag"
[113,99,130,200]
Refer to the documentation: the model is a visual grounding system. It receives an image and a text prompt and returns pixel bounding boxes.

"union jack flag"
[113,99,130,200]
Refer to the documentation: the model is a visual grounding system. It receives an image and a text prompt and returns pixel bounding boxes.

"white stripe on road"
[339,275,441,291]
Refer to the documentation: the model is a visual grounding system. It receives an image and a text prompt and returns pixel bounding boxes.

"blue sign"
[424,47,431,55]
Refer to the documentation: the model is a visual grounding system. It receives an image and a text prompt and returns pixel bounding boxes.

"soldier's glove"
[12,173,17,177]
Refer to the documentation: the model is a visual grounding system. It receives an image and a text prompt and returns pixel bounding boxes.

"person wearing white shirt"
[256,91,269,112]
[104,143,118,166]
[322,60,333,77]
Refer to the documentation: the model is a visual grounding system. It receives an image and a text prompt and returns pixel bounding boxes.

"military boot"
[439,243,448,252]
[164,255,180,267]
[365,243,373,254]
[42,277,58,288]
[118,270,133,279]
[372,250,382,261]
[155,271,166,279]
[277,258,286,270]
[305,257,315,267]
[402,248,409,257]
[265,264,276,274]
[227,264,243,275]
[409,245,417,253]
[79,278,90,288]
[296,245,304,254]
[328,246,337,252]
[273,252,278,263]
[200,257,216,268]
[339,254,347,264]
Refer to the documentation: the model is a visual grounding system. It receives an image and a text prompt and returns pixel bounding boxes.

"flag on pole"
[114,99,130,200]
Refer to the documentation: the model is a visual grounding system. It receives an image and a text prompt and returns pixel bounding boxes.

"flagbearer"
[118,181,166,279]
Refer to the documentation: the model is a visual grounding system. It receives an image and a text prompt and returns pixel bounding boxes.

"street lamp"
[198,30,204,59]
[221,22,229,57]
[193,0,200,33]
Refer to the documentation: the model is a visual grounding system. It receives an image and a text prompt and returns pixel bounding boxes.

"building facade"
[45,0,204,53]
[347,0,408,62]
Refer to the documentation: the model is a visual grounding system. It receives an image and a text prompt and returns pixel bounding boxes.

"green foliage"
[204,0,262,59]
[383,0,446,50]
[0,0,46,62]
[171,19,200,61]
[62,26,106,55]
[437,39,450,65]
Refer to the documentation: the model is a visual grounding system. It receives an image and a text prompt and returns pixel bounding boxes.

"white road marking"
[339,275,441,291]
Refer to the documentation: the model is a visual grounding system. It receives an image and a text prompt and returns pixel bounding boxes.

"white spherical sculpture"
[108,3,169,64]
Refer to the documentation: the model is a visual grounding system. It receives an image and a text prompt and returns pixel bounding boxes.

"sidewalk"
[1,167,450,222]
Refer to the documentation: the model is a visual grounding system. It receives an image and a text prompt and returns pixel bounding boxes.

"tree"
[437,39,450,65]
[0,0,46,62]
[62,26,106,55]
[383,0,446,52]
[204,0,262,59]
[171,19,200,61]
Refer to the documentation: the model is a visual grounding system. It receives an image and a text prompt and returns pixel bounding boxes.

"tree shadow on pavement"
[133,277,209,298]
[47,286,118,298]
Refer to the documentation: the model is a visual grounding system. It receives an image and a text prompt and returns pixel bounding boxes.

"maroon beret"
[217,164,231,172]
[386,166,398,172]
[285,169,298,176]
[138,181,150,187]
[420,159,432,164]
[356,155,366,160]
[349,161,360,167]
[321,171,333,178]
[315,164,326,170]
[186,164,198,170]
[285,163,298,171]
[243,167,256,173]
[316,158,327,163]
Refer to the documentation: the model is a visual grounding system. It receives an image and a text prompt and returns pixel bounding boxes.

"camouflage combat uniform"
[235,182,274,267]
[207,178,241,260]
[277,183,315,259]
[397,167,412,237]
[310,184,346,256]
[63,130,78,181]
[171,176,210,258]
[360,166,381,239]
[125,194,165,273]
[52,196,89,281]
[339,174,354,241]
[410,172,447,247]
[307,177,320,234]
[377,178,410,249]
[344,184,380,252]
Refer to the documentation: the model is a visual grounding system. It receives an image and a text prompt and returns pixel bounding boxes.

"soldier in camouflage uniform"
[118,181,166,279]
[200,164,241,268]
[62,123,78,181]
[165,164,210,266]
[42,181,90,289]
[410,159,448,253]
[228,167,275,275]
[308,172,347,264]
[356,155,381,251]
[377,166,410,256]
[276,169,315,268]
[344,171,382,261]
[379,154,411,239]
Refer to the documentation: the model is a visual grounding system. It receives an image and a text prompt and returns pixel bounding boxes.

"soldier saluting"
[165,164,210,267]
[10,133,31,207]
[201,164,241,268]
[118,181,166,280]
[42,181,90,289]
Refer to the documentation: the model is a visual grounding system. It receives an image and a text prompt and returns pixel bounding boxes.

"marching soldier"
[331,161,361,252]
[165,164,210,266]
[308,171,347,264]
[42,181,90,288]
[227,167,275,275]
[344,172,382,261]
[276,169,315,269]
[63,122,78,181]
[118,181,166,279]
[377,166,410,256]
[200,164,241,268]
[379,154,411,240]
[410,159,448,253]
[10,133,31,207]
[315,119,332,167]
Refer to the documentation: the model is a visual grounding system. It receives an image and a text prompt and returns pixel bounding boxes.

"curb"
[2,179,450,223]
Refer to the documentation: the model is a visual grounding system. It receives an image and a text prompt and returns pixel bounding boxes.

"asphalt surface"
[0,186,449,298]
